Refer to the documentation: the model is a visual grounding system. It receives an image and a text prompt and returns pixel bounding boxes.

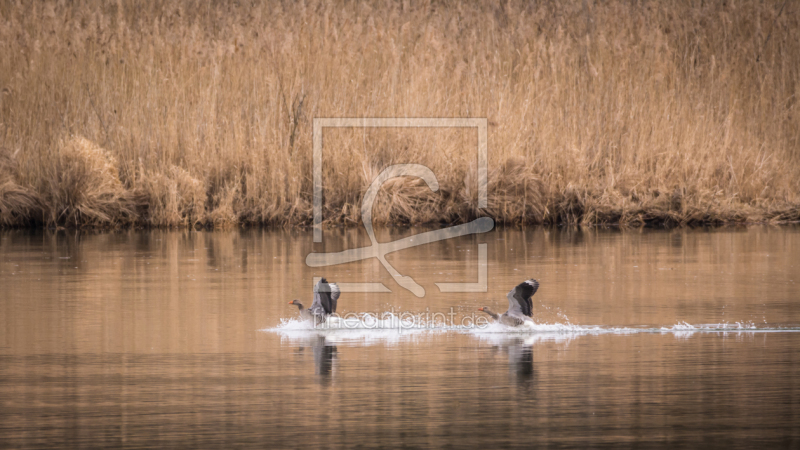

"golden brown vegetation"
[0,0,798,228]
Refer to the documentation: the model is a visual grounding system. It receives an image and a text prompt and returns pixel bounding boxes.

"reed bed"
[0,0,798,228]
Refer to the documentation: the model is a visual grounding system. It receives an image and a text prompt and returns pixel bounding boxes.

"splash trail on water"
[261,313,800,344]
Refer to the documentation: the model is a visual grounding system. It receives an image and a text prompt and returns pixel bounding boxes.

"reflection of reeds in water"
[0,0,798,228]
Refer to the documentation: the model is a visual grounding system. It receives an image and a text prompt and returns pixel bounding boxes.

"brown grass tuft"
[133,166,206,227]
[38,136,133,227]
[0,148,40,226]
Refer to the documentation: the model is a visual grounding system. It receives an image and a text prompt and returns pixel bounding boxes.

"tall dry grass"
[0,0,798,228]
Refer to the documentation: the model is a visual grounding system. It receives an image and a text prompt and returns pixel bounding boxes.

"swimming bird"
[288,299,314,322]
[289,278,340,325]
[478,279,539,326]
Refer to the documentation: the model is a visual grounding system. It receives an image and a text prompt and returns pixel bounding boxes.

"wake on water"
[269,313,444,346]
[262,313,800,344]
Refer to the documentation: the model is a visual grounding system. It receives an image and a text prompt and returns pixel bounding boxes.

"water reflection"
[508,341,534,380]
[487,336,535,383]
[475,333,580,386]
[288,334,338,382]
[313,337,337,377]
[1,227,800,448]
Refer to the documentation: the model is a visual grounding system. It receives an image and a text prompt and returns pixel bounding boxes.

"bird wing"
[329,283,340,313]
[506,279,539,317]
[311,278,335,315]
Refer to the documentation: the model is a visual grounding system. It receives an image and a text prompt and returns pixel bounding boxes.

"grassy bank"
[0,0,798,228]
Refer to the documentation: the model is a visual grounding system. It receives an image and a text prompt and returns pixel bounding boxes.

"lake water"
[1,226,799,448]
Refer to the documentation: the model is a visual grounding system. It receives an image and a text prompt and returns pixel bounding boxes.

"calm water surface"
[1,226,799,448]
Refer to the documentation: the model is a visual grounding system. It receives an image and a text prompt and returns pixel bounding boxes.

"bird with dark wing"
[478,279,539,326]
[289,278,341,325]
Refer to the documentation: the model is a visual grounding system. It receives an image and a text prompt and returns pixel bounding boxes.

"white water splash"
[660,321,696,333]
[262,315,800,343]
[466,319,599,335]
[474,330,579,346]
[265,313,440,346]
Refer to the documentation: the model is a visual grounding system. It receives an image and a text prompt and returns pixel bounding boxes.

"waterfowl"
[289,278,340,325]
[478,279,539,326]
[288,299,314,322]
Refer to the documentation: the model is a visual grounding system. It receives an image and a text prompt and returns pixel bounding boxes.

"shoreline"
[2,217,798,232]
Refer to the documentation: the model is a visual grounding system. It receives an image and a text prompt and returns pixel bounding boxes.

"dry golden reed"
[0,0,798,228]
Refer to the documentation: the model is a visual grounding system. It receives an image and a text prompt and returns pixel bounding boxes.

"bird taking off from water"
[478,279,539,326]
[289,278,341,325]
